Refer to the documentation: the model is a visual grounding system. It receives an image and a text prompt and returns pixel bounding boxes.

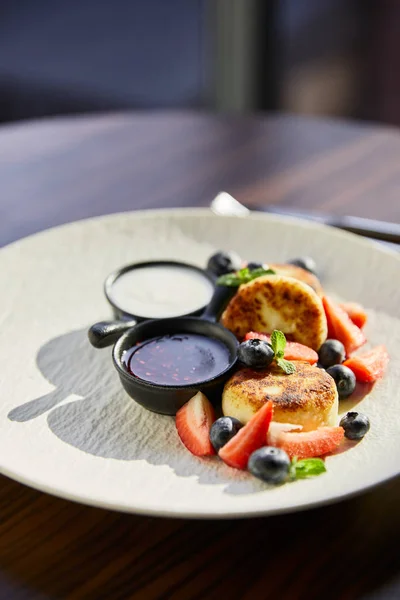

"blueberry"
[248,446,290,484]
[246,262,263,271]
[210,417,243,451]
[318,339,346,368]
[207,251,241,277]
[340,412,370,440]
[326,364,356,399]
[287,256,317,275]
[238,339,275,369]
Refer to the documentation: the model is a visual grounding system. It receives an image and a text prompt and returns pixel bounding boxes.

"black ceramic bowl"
[104,259,215,321]
[89,285,238,415]
[89,260,216,349]
[113,316,238,415]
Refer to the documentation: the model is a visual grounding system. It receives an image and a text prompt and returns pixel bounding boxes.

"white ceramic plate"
[1,209,399,518]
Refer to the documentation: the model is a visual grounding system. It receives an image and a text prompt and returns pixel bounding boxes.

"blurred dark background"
[0,0,398,125]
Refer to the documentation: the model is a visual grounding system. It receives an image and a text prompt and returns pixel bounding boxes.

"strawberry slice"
[322,297,366,355]
[339,302,368,329]
[176,392,216,456]
[219,401,273,469]
[267,426,344,459]
[244,331,318,365]
[344,345,389,382]
[267,421,303,446]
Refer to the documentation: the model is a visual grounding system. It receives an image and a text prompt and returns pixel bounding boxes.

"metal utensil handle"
[211,192,400,246]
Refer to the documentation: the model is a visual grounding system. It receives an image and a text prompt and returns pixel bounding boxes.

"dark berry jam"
[124,333,230,386]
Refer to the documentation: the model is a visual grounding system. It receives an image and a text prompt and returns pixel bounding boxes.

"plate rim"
[1,458,399,519]
[1,207,399,518]
[2,206,400,263]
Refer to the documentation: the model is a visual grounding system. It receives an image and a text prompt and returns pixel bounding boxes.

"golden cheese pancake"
[220,274,327,350]
[269,263,323,297]
[222,362,338,431]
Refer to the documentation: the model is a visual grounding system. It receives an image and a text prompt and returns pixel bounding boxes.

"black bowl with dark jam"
[113,312,238,415]
[90,283,239,415]
[125,333,231,386]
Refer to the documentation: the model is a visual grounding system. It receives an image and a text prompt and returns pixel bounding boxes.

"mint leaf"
[276,357,296,375]
[270,330,286,357]
[215,272,244,287]
[269,331,296,374]
[247,267,275,280]
[216,266,275,287]
[291,458,326,480]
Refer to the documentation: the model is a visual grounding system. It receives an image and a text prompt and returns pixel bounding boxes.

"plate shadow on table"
[7,328,266,496]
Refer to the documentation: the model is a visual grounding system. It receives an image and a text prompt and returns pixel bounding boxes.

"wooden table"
[0,113,399,599]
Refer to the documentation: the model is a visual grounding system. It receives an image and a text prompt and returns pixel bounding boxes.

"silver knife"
[210,192,400,248]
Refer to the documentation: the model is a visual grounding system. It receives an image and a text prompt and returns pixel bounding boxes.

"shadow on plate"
[339,381,375,414]
[7,328,265,496]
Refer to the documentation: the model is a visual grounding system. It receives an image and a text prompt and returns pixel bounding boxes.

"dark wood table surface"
[0,112,399,599]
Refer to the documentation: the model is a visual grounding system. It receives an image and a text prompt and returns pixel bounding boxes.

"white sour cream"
[109,265,214,318]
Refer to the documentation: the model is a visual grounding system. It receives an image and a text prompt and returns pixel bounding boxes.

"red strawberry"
[344,345,389,383]
[219,401,273,469]
[322,296,366,355]
[244,331,318,365]
[267,426,344,459]
[176,392,216,456]
[339,302,368,329]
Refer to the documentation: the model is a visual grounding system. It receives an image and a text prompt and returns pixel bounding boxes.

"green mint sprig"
[216,266,276,287]
[289,457,326,480]
[270,330,296,375]
[276,358,296,375]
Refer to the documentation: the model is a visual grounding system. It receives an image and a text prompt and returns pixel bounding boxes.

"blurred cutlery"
[210,192,400,248]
